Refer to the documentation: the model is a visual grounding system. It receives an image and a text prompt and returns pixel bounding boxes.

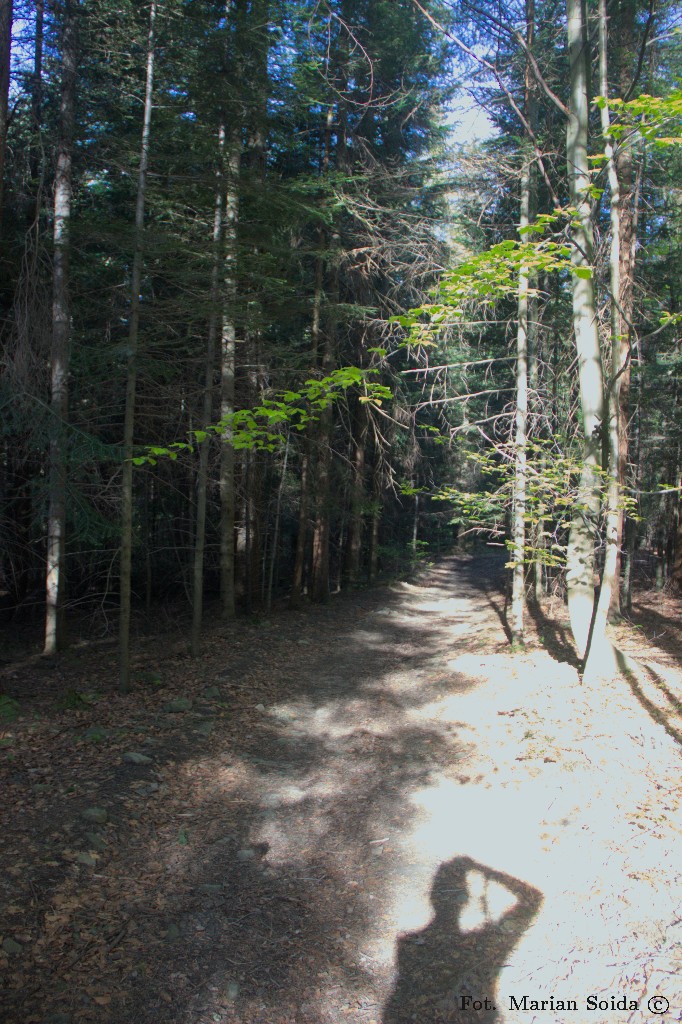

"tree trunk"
[267,436,289,611]
[510,151,531,642]
[119,0,157,690]
[368,461,382,582]
[0,0,12,233]
[44,0,77,655]
[26,0,44,230]
[310,402,333,603]
[510,0,536,641]
[343,399,368,583]
[564,0,605,662]
[609,0,640,614]
[309,103,340,603]
[290,427,311,607]
[219,134,240,619]
[584,0,625,683]
[191,128,224,657]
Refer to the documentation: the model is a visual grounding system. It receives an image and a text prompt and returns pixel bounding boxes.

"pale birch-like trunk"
[191,129,224,656]
[583,0,624,682]
[219,136,240,619]
[119,0,157,691]
[510,0,536,641]
[510,152,531,641]
[565,0,606,661]
[44,0,77,655]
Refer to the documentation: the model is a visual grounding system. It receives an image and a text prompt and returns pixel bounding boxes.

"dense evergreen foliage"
[1,0,681,677]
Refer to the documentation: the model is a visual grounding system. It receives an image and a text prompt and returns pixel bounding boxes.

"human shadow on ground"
[382,857,543,1024]
[0,553,539,1024]
[0,570,478,1024]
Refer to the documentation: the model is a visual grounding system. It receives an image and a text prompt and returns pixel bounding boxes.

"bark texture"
[44,0,78,654]
[119,0,157,690]
[564,0,605,661]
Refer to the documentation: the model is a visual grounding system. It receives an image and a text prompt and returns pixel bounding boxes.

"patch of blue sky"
[446,94,496,146]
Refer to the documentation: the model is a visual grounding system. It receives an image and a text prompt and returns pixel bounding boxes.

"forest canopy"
[1,0,681,686]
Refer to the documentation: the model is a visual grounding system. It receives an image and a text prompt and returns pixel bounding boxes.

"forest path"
[1,553,681,1024]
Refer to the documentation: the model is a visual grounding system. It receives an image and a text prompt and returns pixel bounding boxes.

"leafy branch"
[133,367,392,466]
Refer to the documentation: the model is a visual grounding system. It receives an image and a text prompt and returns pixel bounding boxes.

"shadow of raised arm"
[382,856,543,1024]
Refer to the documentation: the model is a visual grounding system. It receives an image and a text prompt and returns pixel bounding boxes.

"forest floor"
[1,552,681,1024]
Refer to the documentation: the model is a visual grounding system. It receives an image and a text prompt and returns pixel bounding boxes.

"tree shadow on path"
[382,857,543,1024]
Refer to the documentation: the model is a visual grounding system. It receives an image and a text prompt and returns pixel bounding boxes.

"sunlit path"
[188,554,682,1024]
[2,554,680,1024]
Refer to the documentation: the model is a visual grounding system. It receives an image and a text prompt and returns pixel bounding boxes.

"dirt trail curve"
[1,553,681,1024]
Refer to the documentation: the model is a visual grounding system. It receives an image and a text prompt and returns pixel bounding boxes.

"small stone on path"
[122,751,153,765]
[81,807,108,824]
[162,697,193,713]
[193,720,215,738]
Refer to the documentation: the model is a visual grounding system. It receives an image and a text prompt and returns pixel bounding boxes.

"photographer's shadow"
[383,856,543,1023]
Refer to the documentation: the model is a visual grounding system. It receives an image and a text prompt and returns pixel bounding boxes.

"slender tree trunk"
[291,101,333,606]
[343,399,368,583]
[609,0,639,613]
[219,134,240,619]
[267,436,289,611]
[310,401,333,602]
[309,104,340,603]
[32,2,43,133]
[622,325,642,611]
[44,0,77,655]
[290,243,325,607]
[368,461,381,582]
[411,493,419,553]
[119,0,157,691]
[584,0,624,682]
[0,0,12,233]
[26,0,44,231]
[510,0,536,642]
[510,152,531,641]
[564,0,605,662]
[290,429,311,607]
[191,131,224,657]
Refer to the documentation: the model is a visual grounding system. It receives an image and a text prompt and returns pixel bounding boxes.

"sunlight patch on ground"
[204,582,681,1024]
[401,597,482,615]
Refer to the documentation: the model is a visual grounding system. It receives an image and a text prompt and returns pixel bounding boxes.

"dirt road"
[1,553,681,1024]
